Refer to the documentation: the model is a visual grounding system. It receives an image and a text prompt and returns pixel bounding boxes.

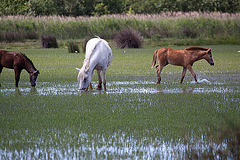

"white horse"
[76,37,113,91]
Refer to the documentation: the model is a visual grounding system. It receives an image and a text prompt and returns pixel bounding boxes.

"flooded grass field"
[0,45,240,159]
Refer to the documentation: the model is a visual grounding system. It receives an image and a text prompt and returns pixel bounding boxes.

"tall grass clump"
[183,120,240,159]
[215,120,240,159]
[41,34,58,48]
[67,41,80,53]
[114,27,143,48]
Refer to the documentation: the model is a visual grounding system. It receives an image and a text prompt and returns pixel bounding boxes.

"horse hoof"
[96,87,102,90]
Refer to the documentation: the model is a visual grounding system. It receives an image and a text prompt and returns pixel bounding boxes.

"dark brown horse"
[151,46,214,84]
[0,50,39,87]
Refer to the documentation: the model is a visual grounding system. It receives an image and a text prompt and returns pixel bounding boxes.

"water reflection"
[30,87,37,94]
[0,130,228,159]
[14,87,37,96]
[14,88,22,96]
[0,87,38,96]
[0,80,239,96]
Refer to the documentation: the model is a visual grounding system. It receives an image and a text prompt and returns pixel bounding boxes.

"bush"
[68,41,80,53]
[114,28,144,48]
[40,34,58,48]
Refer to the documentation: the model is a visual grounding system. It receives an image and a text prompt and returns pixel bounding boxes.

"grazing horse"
[0,50,40,87]
[151,46,214,84]
[76,37,113,91]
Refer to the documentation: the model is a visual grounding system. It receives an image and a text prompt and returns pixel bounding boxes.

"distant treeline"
[0,0,239,16]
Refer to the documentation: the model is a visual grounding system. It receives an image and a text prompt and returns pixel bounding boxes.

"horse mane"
[78,37,102,80]
[20,52,37,70]
[185,46,209,51]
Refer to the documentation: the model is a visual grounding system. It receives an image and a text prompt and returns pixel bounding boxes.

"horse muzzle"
[79,87,87,91]
[31,84,36,87]
[31,82,36,87]
[210,62,214,66]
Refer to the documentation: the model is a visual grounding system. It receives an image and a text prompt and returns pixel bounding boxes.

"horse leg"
[85,83,92,91]
[96,70,102,90]
[180,67,187,83]
[187,66,198,83]
[156,65,164,84]
[102,69,107,91]
[0,66,2,74]
[89,83,93,90]
[14,69,22,87]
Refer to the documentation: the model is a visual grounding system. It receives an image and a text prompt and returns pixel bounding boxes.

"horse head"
[76,67,91,90]
[203,48,214,66]
[30,70,40,87]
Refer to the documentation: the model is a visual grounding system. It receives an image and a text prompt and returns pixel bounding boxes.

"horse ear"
[76,68,81,71]
[207,48,211,53]
[34,70,40,74]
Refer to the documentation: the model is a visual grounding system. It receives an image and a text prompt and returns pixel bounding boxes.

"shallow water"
[1,75,239,159]
[0,129,228,159]
[0,78,239,96]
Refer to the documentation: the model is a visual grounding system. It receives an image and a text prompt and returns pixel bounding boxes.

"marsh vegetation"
[0,45,240,159]
[0,12,240,48]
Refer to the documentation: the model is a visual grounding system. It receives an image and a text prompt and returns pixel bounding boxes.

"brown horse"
[0,50,40,87]
[151,46,214,84]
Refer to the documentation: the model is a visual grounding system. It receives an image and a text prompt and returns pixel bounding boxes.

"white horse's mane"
[78,36,102,81]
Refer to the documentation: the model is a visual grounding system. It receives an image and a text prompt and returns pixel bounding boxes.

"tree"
[0,0,29,15]
[0,0,239,16]
[29,0,57,15]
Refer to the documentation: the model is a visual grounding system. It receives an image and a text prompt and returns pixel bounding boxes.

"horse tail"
[151,49,158,68]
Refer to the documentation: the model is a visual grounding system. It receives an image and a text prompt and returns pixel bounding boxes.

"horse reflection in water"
[14,87,38,96]
[76,37,113,91]
[0,50,40,87]
[151,46,214,84]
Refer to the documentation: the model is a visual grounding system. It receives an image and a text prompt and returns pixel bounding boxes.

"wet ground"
[0,129,229,159]
[1,76,239,96]
[1,74,240,159]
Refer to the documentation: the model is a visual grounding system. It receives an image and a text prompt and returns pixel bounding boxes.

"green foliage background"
[0,0,239,16]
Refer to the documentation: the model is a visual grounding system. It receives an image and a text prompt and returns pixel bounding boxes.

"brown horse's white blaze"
[0,50,39,87]
[151,46,214,84]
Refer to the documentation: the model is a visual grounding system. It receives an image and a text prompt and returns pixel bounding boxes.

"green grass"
[0,45,240,159]
[3,44,238,81]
